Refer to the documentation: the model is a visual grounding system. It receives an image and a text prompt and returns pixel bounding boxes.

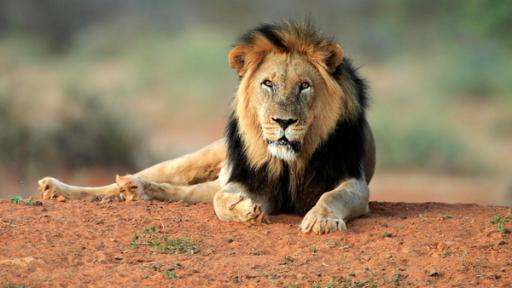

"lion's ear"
[228,45,251,76]
[324,43,344,73]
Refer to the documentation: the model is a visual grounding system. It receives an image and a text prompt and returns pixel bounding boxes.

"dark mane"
[236,20,333,52]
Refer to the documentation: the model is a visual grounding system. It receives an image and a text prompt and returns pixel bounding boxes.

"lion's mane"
[225,21,369,214]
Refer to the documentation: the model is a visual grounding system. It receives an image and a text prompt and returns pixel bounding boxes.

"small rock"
[427,269,440,277]
[232,276,241,284]
[93,252,107,263]
[326,239,341,248]
[249,249,263,256]
[56,195,66,202]
[279,256,294,265]
[497,240,508,246]
[383,232,393,238]
[487,273,500,280]
[151,262,162,271]
[114,255,123,260]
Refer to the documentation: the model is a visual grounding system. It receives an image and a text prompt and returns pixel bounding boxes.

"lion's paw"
[215,192,270,224]
[38,177,68,200]
[115,174,150,201]
[300,207,347,234]
[229,196,270,224]
[243,201,271,224]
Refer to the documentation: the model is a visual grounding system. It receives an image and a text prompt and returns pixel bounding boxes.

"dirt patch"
[1,200,511,287]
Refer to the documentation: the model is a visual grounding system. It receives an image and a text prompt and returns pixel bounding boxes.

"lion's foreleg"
[212,183,270,224]
[300,178,369,234]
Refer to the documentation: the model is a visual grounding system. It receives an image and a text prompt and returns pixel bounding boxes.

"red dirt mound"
[1,200,511,287]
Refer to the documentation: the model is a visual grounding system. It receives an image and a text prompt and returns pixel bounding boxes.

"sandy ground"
[1,200,511,288]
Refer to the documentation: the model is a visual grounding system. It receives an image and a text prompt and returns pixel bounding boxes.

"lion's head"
[227,22,362,171]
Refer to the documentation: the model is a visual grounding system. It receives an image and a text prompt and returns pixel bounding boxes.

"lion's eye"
[262,80,273,88]
[299,81,310,90]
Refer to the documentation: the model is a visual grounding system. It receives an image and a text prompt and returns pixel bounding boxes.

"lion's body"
[38,21,375,234]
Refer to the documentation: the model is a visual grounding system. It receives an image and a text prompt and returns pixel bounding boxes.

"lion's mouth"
[266,137,301,153]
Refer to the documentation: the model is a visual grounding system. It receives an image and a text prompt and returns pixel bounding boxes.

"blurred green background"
[0,0,511,205]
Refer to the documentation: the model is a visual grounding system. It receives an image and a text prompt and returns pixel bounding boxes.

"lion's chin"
[266,139,300,161]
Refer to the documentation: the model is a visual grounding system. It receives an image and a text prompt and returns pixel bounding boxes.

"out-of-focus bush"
[0,0,123,52]
[0,91,149,174]
[372,115,483,174]
[47,90,147,169]
[491,109,512,138]
[436,45,512,99]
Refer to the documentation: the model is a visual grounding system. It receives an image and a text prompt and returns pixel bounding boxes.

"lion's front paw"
[229,196,270,224]
[38,177,68,200]
[300,207,347,234]
[242,201,271,224]
[115,174,150,201]
[214,192,270,224]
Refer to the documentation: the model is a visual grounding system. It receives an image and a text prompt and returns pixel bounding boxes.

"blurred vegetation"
[0,90,147,173]
[372,115,482,174]
[0,0,510,196]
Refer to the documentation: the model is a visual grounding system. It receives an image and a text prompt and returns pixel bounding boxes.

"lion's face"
[228,23,359,169]
[248,52,325,161]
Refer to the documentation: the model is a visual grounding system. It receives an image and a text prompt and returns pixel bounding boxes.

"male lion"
[38,21,375,234]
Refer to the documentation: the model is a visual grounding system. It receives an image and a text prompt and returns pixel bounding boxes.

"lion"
[38,21,375,234]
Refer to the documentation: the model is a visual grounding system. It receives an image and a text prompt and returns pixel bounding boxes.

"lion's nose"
[271,117,298,129]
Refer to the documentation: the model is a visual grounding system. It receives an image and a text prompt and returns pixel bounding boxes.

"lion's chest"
[227,112,368,215]
[244,167,341,215]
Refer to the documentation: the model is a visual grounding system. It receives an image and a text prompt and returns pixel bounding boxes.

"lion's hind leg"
[38,138,226,202]
[115,174,220,203]
[38,177,120,201]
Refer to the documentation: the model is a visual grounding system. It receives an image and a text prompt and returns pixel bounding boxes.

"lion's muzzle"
[266,135,302,161]
[261,115,306,161]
